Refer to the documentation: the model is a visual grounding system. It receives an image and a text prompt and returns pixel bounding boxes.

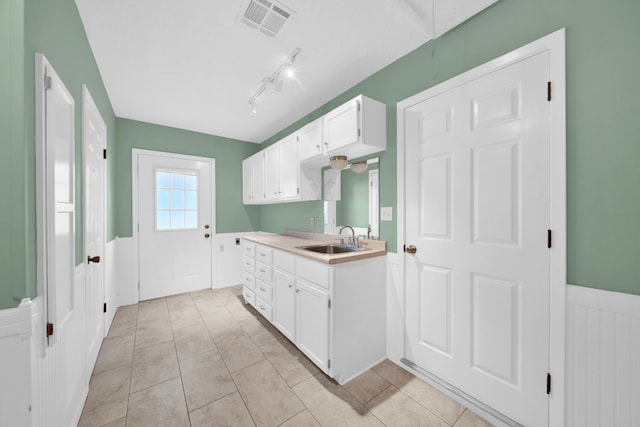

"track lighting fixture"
[248,48,301,113]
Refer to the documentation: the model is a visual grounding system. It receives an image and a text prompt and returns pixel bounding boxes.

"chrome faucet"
[339,225,356,247]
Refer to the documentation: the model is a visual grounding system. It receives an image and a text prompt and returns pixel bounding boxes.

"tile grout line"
[193,288,260,427]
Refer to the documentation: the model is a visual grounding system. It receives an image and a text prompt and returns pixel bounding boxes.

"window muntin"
[156,170,198,230]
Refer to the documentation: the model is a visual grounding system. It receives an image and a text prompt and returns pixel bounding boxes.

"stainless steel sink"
[296,244,367,254]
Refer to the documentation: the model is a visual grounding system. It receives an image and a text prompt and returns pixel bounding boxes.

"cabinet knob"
[260,305,265,310]
[260,287,266,291]
[296,289,300,293]
[288,284,293,288]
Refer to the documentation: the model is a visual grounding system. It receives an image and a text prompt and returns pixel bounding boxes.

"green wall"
[0,0,27,309]
[0,0,117,309]
[114,118,260,237]
[258,0,640,295]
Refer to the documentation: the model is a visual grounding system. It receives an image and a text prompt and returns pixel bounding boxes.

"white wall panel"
[214,232,256,289]
[565,285,640,427]
[0,299,32,427]
[385,253,403,362]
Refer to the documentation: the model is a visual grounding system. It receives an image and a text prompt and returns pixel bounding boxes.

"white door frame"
[396,29,566,426]
[132,149,216,301]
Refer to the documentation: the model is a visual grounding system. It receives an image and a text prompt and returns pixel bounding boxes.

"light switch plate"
[381,207,393,222]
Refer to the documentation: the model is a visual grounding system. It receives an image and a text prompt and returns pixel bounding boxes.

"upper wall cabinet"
[298,118,323,162]
[242,94,385,205]
[303,94,386,167]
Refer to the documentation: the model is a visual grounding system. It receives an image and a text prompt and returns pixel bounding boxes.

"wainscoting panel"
[104,239,117,332]
[214,232,256,289]
[31,264,88,427]
[386,252,404,362]
[565,285,640,427]
[0,298,32,426]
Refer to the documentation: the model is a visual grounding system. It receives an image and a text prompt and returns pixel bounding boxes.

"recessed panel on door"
[471,85,521,131]
[418,265,453,356]
[420,155,452,240]
[472,139,521,246]
[471,274,521,387]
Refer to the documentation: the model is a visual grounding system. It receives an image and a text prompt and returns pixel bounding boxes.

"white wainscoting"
[0,298,32,427]
[565,285,640,427]
[385,252,404,362]
[104,239,117,332]
[214,232,257,289]
[112,237,138,307]
[31,264,88,427]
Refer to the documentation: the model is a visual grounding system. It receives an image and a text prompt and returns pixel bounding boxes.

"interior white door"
[404,52,550,426]
[82,86,106,371]
[138,153,214,300]
[37,53,87,424]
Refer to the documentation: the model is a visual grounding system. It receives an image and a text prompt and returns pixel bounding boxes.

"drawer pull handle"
[260,253,266,256]
[296,289,300,293]
[260,287,266,291]
[260,269,266,273]
[288,284,293,288]
[260,305,266,310]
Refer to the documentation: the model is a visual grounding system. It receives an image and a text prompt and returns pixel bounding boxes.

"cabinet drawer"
[243,241,256,258]
[296,257,331,290]
[243,256,255,273]
[274,249,295,274]
[255,262,272,283]
[243,287,256,306]
[255,297,272,321]
[256,280,273,303]
[256,245,273,264]
[244,272,255,291]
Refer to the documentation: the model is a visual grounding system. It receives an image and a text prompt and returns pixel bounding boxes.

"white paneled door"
[137,153,214,300]
[82,86,106,371]
[404,51,551,426]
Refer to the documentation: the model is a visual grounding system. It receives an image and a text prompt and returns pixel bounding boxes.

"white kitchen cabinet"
[295,278,330,373]
[273,250,296,341]
[278,134,299,200]
[297,118,323,161]
[242,94,383,205]
[323,97,360,153]
[264,145,280,201]
[273,268,295,341]
[241,237,386,384]
[242,153,265,204]
[322,95,386,159]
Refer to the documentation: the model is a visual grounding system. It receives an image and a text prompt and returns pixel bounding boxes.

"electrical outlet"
[380,207,393,221]
[310,217,316,227]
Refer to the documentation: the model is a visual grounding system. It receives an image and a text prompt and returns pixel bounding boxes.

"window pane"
[157,190,169,209]
[185,175,197,190]
[170,211,185,229]
[185,191,197,209]
[170,190,184,209]
[157,211,170,230]
[170,173,185,189]
[185,211,197,229]
[157,172,170,188]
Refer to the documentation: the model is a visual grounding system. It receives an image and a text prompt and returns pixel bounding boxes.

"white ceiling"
[75,0,496,143]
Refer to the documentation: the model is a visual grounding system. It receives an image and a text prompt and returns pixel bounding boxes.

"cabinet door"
[323,98,360,153]
[278,134,299,200]
[242,157,254,204]
[298,119,323,161]
[273,269,296,341]
[295,279,330,373]
[253,154,265,202]
[264,145,279,201]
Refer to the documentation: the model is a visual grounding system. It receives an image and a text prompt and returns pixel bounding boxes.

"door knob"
[204,224,210,229]
[204,233,210,238]
[405,245,417,254]
[87,255,101,264]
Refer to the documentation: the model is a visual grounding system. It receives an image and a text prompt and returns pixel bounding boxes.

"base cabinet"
[295,278,330,373]
[273,269,296,341]
[242,238,385,384]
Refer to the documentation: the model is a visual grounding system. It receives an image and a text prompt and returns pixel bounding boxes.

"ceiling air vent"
[239,0,295,38]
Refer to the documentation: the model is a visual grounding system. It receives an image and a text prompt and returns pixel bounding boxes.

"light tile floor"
[79,285,494,427]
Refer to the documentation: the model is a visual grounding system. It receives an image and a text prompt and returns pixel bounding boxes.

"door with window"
[137,153,214,300]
